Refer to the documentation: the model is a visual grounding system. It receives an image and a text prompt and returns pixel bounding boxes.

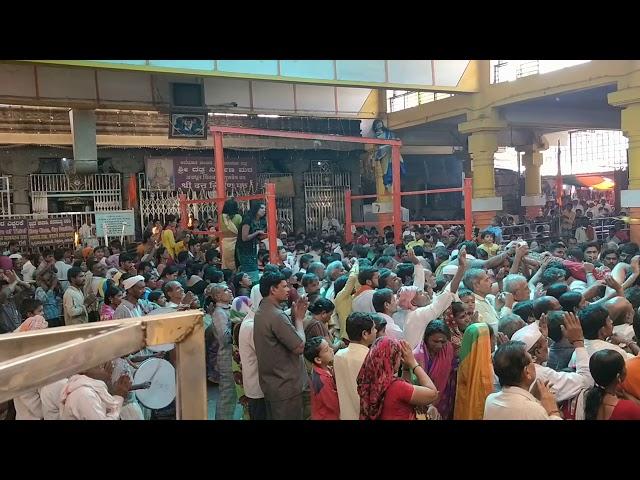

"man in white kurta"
[484,342,562,420]
[511,321,593,403]
[333,313,377,420]
[333,342,370,420]
[463,268,499,334]
[484,386,563,420]
[238,313,266,419]
[60,374,127,420]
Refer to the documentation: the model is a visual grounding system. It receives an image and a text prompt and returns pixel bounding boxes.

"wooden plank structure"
[0,310,207,420]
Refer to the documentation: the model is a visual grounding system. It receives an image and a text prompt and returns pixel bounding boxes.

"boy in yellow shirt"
[477,231,500,257]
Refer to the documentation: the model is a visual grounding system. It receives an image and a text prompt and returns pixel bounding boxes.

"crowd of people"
[1,194,640,421]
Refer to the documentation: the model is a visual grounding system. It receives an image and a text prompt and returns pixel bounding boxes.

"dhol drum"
[133,358,176,410]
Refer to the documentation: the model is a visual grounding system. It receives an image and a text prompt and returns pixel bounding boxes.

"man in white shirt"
[403,250,467,349]
[238,311,266,420]
[604,296,636,343]
[79,220,99,248]
[569,303,638,368]
[333,312,377,420]
[511,315,593,403]
[54,248,72,291]
[63,268,96,325]
[372,288,402,340]
[351,267,379,314]
[21,254,37,284]
[484,341,563,420]
[60,372,131,420]
[463,268,499,334]
[331,239,344,259]
[498,274,531,317]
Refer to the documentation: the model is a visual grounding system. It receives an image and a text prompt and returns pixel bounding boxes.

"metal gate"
[258,173,294,232]
[304,161,350,232]
[138,172,294,231]
[30,174,122,215]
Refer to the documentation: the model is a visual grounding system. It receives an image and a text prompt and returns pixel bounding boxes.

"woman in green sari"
[220,199,243,271]
[236,201,266,284]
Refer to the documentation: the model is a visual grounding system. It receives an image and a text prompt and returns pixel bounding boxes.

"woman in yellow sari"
[220,199,243,271]
[453,322,495,420]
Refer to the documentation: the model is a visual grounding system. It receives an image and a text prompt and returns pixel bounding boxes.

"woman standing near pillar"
[236,201,267,284]
[220,198,243,271]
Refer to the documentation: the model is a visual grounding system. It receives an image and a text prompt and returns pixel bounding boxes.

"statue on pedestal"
[372,119,406,194]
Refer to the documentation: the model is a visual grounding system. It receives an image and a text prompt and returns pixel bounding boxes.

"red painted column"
[345,190,353,243]
[214,130,225,259]
[266,183,278,265]
[214,131,226,225]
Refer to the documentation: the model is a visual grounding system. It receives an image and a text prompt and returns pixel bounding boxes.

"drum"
[133,358,176,410]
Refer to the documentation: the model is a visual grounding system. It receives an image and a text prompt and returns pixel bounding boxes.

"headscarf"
[0,256,13,271]
[82,247,94,259]
[122,275,145,290]
[357,336,404,420]
[230,295,253,345]
[231,296,252,320]
[397,286,420,311]
[15,314,48,332]
[453,323,494,420]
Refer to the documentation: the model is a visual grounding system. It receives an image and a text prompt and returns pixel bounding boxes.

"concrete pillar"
[609,86,640,243]
[521,146,546,219]
[459,113,506,229]
[69,109,98,174]
[0,155,40,215]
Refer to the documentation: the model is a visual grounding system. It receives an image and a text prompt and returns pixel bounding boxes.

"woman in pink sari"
[412,319,457,419]
[100,282,123,321]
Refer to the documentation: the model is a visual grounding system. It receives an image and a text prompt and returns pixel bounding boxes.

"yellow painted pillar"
[468,131,497,199]
[459,114,506,229]
[609,87,640,243]
[374,158,393,232]
[521,146,546,219]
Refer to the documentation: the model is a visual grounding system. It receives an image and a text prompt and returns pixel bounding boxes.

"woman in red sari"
[584,349,640,420]
[412,320,457,419]
[357,336,438,420]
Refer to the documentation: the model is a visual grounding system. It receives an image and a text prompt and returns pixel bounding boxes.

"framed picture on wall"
[169,112,207,139]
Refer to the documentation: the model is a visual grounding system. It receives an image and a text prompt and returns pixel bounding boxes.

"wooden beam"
[0,324,144,402]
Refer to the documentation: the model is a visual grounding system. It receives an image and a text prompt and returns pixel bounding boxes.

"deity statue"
[372,119,406,193]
